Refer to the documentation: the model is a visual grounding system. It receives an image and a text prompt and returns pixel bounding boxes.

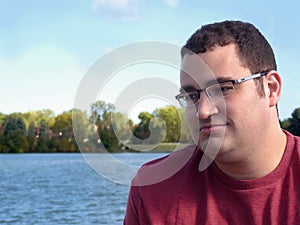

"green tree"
[111,112,133,143]
[131,111,166,145]
[0,132,6,153]
[0,112,7,127]
[280,118,290,130]
[51,110,73,138]
[90,101,115,124]
[177,108,193,143]
[23,109,55,129]
[35,136,48,152]
[287,108,300,136]
[26,121,37,152]
[90,101,122,152]
[3,117,28,153]
[152,106,192,143]
[4,117,26,135]
[72,109,92,143]
[133,112,153,140]
[153,106,181,142]
[50,110,79,152]
[40,120,47,138]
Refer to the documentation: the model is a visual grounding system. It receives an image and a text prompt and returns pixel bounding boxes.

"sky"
[1,0,299,122]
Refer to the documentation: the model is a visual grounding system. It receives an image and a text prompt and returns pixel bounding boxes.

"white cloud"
[91,0,180,20]
[92,0,132,11]
[91,0,138,20]
[162,0,180,8]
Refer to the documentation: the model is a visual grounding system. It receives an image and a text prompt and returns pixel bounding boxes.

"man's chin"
[197,135,225,159]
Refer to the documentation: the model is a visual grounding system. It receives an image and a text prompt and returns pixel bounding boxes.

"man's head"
[181,20,277,97]
[178,20,282,164]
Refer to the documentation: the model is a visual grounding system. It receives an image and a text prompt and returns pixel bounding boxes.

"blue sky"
[1,0,299,121]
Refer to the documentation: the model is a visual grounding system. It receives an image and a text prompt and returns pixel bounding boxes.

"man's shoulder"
[294,134,300,147]
[131,144,198,186]
[284,129,300,149]
[293,133,300,142]
[143,144,197,166]
[290,132,300,154]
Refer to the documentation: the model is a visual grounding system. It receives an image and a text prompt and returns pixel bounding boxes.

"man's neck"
[214,129,287,180]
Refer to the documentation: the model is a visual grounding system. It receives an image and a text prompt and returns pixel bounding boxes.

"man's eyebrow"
[206,76,235,86]
[179,85,198,92]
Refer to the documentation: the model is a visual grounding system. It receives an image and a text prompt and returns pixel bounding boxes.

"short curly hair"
[181,20,277,97]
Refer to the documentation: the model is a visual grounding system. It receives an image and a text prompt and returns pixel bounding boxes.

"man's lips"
[199,124,227,134]
[200,124,227,130]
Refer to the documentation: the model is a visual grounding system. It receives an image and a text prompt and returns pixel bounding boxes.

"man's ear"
[265,70,282,107]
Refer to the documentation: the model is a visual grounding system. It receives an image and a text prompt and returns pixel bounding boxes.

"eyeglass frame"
[175,71,269,107]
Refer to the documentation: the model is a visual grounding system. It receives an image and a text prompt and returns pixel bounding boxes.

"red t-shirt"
[124,131,300,225]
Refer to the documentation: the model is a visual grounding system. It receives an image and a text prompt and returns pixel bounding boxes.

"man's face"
[180,44,269,162]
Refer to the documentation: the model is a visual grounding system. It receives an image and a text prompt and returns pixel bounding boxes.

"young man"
[124,20,300,225]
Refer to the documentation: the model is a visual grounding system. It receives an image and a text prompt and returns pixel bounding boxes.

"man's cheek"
[185,110,199,144]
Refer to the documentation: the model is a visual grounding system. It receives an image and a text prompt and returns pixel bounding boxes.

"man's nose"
[196,93,218,119]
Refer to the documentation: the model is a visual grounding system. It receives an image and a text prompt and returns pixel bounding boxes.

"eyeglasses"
[175,71,268,108]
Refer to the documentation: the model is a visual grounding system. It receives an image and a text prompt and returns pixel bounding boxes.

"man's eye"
[218,82,234,93]
[220,86,234,92]
[188,93,198,100]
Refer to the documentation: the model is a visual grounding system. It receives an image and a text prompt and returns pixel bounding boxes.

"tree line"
[280,108,300,136]
[0,101,192,153]
[0,102,299,153]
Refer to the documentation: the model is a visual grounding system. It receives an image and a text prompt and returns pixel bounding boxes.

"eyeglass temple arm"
[234,71,268,84]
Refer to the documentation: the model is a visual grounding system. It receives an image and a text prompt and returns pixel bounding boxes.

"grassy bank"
[124,143,192,153]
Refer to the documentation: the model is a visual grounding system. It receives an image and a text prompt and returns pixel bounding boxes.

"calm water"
[0,153,165,225]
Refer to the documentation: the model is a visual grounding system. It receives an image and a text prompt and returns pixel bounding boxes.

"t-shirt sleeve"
[123,186,140,225]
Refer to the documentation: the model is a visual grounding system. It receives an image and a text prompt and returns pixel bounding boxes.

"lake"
[0,153,166,225]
